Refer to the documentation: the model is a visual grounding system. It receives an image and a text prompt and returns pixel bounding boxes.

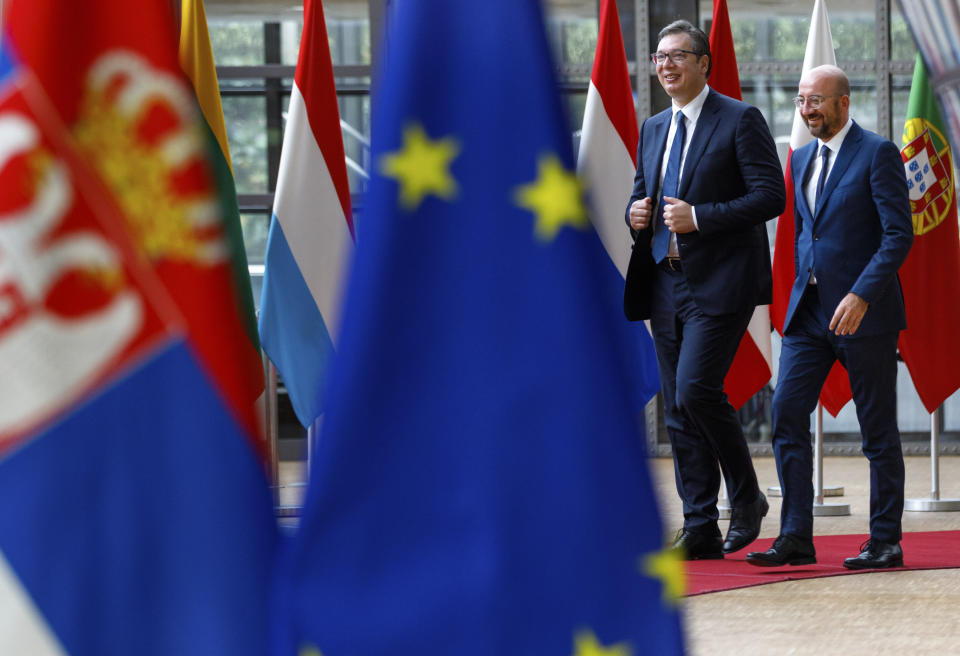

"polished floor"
[277,455,960,655]
[654,455,960,656]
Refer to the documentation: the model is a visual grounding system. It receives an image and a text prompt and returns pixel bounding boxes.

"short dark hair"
[658,20,712,77]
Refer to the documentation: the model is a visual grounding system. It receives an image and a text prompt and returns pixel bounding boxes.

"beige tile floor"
[277,455,960,655]
[651,455,960,656]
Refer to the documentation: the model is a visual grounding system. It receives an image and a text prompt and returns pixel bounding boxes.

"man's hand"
[662,196,696,233]
[829,293,869,336]
[629,197,653,231]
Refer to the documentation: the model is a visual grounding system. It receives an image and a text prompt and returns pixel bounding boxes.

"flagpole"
[263,352,303,518]
[905,407,960,511]
[767,398,845,499]
[719,474,731,520]
[812,401,849,516]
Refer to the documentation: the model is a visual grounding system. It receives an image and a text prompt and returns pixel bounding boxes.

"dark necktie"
[652,110,686,263]
[815,144,830,208]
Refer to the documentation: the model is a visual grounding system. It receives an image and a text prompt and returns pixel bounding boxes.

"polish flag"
[258,0,355,428]
[709,0,774,409]
[770,0,852,416]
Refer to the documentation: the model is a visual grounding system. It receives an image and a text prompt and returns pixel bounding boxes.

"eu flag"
[277,1,685,654]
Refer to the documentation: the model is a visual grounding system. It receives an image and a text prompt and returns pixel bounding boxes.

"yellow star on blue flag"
[573,629,632,656]
[514,154,589,241]
[275,0,683,653]
[379,122,460,211]
[642,546,687,606]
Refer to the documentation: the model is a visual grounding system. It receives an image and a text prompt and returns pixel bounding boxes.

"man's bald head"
[797,65,851,141]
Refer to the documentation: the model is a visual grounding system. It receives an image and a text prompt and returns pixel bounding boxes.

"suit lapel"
[794,144,817,222]
[643,111,671,199]
[814,121,863,221]
[677,90,720,198]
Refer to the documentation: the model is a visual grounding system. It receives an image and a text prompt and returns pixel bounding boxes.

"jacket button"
[813,235,819,241]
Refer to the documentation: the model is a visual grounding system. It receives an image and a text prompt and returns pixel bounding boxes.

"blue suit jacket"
[623,89,785,320]
[783,120,913,337]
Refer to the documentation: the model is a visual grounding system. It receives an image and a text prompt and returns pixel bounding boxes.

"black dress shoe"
[723,492,769,554]
[745,534,816,567]
[843,540,904,570]
[669,529,723,561]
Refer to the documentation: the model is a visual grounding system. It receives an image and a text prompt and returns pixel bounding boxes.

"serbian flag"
[708,0,773,409]
[769,0,852,416]
[576,0,660,410]
[6,0,268,453]
[897,55,960,412]
[258,0,355,428]
[0,32,276,656]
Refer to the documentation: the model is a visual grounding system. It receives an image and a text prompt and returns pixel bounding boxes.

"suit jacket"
[623,88,785,320]
[783,120,913,337]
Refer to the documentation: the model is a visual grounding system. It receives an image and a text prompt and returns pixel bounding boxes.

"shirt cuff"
[691,206,699,231]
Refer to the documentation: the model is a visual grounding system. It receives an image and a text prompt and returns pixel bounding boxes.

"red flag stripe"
[709,0,772,409]
[295,0,354,234]
[590,0,638,159]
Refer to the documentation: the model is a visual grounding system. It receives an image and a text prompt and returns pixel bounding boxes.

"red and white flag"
[770,0,852,416]
[578,0,639,278]
[709,0,774,410]
[577,0,660,407]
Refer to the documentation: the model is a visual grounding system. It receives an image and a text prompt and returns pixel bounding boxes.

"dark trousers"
[773,285,904,543]
[650,262,760,537]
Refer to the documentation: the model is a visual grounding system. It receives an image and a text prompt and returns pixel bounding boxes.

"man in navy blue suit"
[747,65,913,569]
[624,20,785,560]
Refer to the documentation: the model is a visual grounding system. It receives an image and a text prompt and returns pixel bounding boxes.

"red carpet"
[685,531,960,596]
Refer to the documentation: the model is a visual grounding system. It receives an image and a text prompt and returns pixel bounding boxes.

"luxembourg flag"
[769,0,852,416]
[258,0,354,428]
[577,0,660,410]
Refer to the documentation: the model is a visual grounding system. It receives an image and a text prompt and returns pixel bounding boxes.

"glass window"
[338,94,371,195]
[546,1,598,68]
[848,80,878,134]
[698,1,876,62]
[890,6,919,62]
[222,95,268,193]
[240,212,270,266]
[209,20,265,66]
[892,73,914,143]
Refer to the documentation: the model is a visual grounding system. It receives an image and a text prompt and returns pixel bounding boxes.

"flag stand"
[905,407,960,511]
[263,354,302,518]
[719,474,731,520]
[264,355,280,493]
[812,402,850,516]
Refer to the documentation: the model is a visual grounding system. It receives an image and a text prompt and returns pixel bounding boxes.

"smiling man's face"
[655,32,708,107]
[798,69,850,141]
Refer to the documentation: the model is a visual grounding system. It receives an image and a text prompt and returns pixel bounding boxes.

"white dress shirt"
[803,117,854,214]
[658,84,709,257]
[803,118,853,284]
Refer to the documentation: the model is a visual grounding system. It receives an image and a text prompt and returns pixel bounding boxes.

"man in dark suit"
[624,20,785,560]
[746,65,913,569]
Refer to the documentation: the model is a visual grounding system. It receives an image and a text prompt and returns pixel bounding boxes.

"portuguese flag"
[898,54,960,412]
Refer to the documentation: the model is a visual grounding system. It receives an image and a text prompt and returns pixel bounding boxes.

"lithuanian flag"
[179,0,267,455]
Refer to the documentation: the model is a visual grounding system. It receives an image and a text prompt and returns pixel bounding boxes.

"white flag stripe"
[578,81,636,279]
[272,82,353,342]
[0,551,66,656]
[790,0,836,150]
